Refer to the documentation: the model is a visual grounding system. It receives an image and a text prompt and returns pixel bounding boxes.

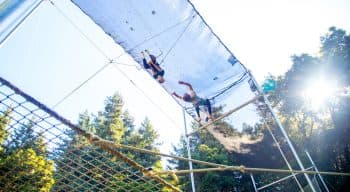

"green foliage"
[0,148,54,192]
[321,27,350,85]
[171,117,246,191]
[123,118,161,167]
[264,27,350,190]
[0,110,10,153]
[53,93,170,191]
[0,111,54,192]
[171,26,350,191]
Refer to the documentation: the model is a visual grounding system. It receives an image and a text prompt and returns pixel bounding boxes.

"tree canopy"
[172,26,350,191]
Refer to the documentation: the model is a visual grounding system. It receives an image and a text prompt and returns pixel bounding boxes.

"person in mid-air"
[141,50,165,83]
[172,81,213,123]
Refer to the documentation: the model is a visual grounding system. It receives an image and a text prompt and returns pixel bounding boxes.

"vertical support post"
[0,0,44,46]
[305,150,330,192]
[265,125,304,191]
[183,109,196,192]
[250,173,258,192]
[249,72,316,192]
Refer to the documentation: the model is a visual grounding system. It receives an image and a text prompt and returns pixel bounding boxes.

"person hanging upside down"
[172,81,213,123]
[141,50,165,83]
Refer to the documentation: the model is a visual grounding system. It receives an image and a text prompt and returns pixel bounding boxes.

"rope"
[47,0,183,129]
[1,76,349,180]
[155,167,350,177]
[0,76,180,192]
[264,119,304,190]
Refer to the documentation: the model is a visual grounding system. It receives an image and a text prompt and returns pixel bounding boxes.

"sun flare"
[302,79,337,111]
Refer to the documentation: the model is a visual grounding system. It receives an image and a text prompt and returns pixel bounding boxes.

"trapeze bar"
[186,95,261,137]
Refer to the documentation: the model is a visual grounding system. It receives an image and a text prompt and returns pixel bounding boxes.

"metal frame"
[249,72,317,192]
[251,166,313,191]
[183,108,196,192]
[250,173,258,192]
[0,0,44,46]
[264,120,304,191]
[250,150,330,191]
[1,1,327,191]
[305,150,330,192]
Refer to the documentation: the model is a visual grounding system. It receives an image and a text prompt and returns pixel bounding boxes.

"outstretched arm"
[172,92,183,100]
[178,81,193,91]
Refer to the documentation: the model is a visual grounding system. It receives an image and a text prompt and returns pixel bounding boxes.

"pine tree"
[53,93,167,191]
[0,110,54,192]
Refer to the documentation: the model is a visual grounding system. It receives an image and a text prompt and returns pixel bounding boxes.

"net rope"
[0,76,180,192]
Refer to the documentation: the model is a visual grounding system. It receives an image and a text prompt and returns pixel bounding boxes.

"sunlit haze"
[302,78,338,111]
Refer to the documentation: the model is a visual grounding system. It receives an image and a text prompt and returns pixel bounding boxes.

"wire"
[52,61,112,109]
[209,71,249,101]
[116,14,196,60]
[49,0,110,60]
[110,63,181,128]
[159,14,196,64]
[186,0,248,73]
[48,0,183,128]
[3,77,349,181]
[48,0,247,129]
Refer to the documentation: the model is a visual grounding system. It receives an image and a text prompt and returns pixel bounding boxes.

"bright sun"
[302,79,337,111]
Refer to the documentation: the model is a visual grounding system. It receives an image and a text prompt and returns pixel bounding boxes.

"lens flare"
[302,79,337,111]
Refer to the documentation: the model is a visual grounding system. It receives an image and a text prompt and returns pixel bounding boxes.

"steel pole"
[249,72,316,192]
[183,108,196,192]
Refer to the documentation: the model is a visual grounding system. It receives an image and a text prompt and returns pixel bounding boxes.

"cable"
[116,14,196,59]
[2,77,349,180]
[49,0,183,128]
[186,0,249,73]
[48,0,247,131]
[159,14,196,64]
[49,0,110,60]
[110,63,181,128]
[209,71,249,101]
[52,61,112,109]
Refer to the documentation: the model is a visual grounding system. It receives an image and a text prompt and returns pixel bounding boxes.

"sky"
[1,0,350,158]
[191,0,350,81]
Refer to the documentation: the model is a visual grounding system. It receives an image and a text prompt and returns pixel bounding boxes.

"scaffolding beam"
[249,72,317,192]
[305,150,330,192]
[0,0,44,46]
[183,109,196,192]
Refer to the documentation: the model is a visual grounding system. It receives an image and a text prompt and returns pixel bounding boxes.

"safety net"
[0,77,179,192]
[71,0,257,123]
[0,1,322,190]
